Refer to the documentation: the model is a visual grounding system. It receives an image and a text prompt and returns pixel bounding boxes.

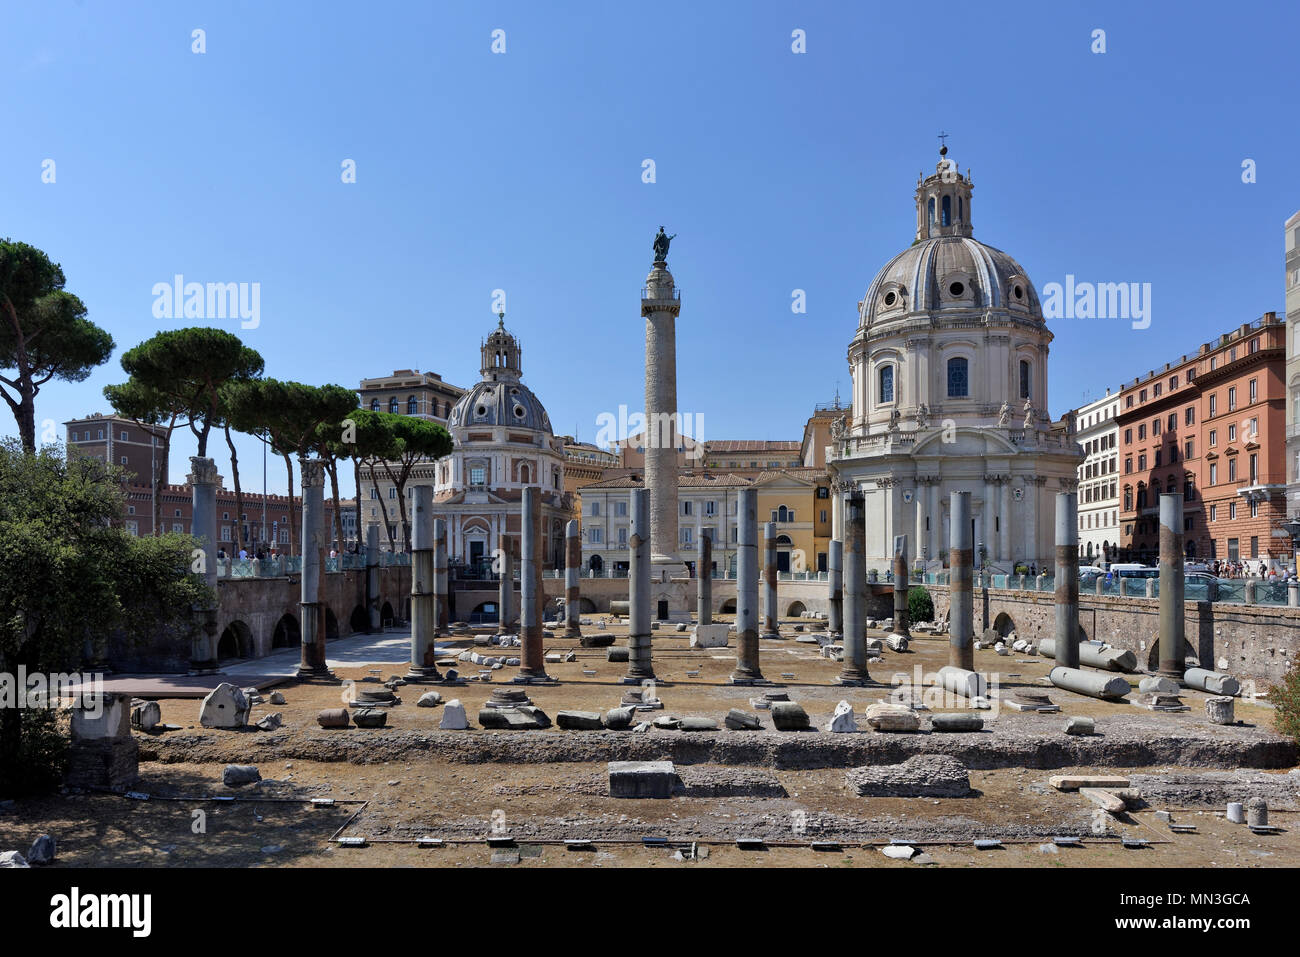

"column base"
[511,672,557,685]
[563,626,582,638]
[1157,667,1186,681]
[404,666,443,682]
[620,673,656,685]
[729,674,770,686]
[295,666,338,682]
[836,671,871,687]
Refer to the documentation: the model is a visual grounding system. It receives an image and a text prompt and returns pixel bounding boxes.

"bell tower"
[481,312,523,383]
[914,143,974,241]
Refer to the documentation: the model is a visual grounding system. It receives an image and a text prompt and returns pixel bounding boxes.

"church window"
[928,197,935,224]
[520,465,529,483]
[470,466,486,486]
[883,291,897,307]
[1019,360,1031,400]
[1013,283,1024,300]
[948,281,964,297]
[941,195,951,226]
[878,365,894,404]
[946,357,969,398]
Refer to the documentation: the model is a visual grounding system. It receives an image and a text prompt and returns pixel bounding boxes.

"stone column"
[892,534,909,634]
[1025,478,1041,568]
[999,478,1011,563]
[406,489,441,681]
[1158,493,1187,679]
[434,518,448,636]
[839,490,869,685]
[732,487,764,683]
[697,533,713,624]
[914,483,925,565]
[761,521,780,638]
[1054,492,1080,669]
[188,456,220,673]
[827,539,843,637]
[642,256,684,575]
[518,486,549,681]
[949,491,974,671]
[927,480,940,564]
[497,533,513,635]
[626,487,655,682]
[297,457,333,679]
[564,519,581,637]
[982,475,995,561]
[365,524,381,632]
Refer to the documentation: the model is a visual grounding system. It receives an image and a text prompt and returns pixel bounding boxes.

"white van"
[1105,563,1158,580]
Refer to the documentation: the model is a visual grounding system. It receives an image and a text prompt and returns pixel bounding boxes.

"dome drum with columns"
[828,147,1083,572]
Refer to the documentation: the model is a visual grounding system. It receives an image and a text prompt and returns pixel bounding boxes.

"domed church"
[827,147,1083,572]
[429,316,571,570]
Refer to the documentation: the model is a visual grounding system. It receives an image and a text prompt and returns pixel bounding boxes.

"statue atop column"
[652,226,677,264]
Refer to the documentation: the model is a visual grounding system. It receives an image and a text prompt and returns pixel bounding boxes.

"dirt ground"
[7,619,1297,868]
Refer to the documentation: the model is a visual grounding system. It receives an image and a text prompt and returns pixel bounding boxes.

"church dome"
[858,148,1041,332]
[446,314,553,435]
[448,379,552,433]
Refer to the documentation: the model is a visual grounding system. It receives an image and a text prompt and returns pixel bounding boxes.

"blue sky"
[5,0,1298,494]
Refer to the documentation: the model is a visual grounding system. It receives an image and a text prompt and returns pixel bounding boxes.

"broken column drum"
[839,488,869,686]
[1054,491,1080,669]
[518,485,550,681]
[949,490,974,671]
[296,456,334,680]
[761,521,779,638]
[697,533,713,625]
[827,539,843,636]
[626,487,655,682]
[564,519,581,637]
[1158,493,1187,680]
[732,487,764,683]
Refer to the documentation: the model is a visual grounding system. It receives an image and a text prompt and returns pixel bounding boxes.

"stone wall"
[920,582,1299,689]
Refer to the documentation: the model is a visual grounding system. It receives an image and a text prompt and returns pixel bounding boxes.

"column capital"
[187,456,219,486]
[299,457,326,489]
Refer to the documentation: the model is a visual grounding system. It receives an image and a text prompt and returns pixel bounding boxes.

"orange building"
[1117,312,1286,565]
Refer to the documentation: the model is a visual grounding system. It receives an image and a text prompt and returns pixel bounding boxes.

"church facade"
[828,149,1083,571]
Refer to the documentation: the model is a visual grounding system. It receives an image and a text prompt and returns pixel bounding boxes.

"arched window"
[928,197,935,224]
[777,505,790,522]
[1123,485,1133,510]
[369,399,380,411]
[1019,360,1031,400]
[878,365,894,404]
[1166,476,1176,494]
[958,196,963,223]
[946,357,969,398]
[941,195,951,226]
[520,464,530,484]
[387,397,398,414]
[406,396,418,415]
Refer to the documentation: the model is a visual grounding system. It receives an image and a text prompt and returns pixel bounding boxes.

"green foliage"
[105,327,263,456]
[224,378,356,458]
[0,239,114,450]
[1273,662,1300,745]
[0,708,68,797]
[907,585,934,624]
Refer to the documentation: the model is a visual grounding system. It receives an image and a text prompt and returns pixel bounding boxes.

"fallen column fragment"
[1049,666,1131,700]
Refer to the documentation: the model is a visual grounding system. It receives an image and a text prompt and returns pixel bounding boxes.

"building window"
[705,500,716,515]
[470,467,486,486]
[1209,504,1217,522]
[946,357,969,398]
[1185,407,1194,425]
[1228,387,1237,412]
[1209,395,1217,417]
[1124,428,1132,444]
[1209,463,1218,484]
[388,487,396,499]
[1249,379,1257,403]
[388,397,399,414]
[370,399,379,411]
[683,501,692,516]
[1229,502,1237,520]
[878,365,894,404]
[1019,360,1031,400]
[1250,499,1259,518]
[1209,429,1217,447]
[1228,458,1238,483]
[1249,453,1258,483]
[590,501,600,516]
[1185,439,1193,459]
[590,527,602,544]
[407,396,418,415]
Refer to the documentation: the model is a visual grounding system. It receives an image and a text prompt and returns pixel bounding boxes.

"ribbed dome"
[448,380,552,434]
[860,235,1041,331]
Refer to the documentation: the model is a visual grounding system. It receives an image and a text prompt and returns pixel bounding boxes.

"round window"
[1013,284,1024,300]
[883,291,897,307]
[949,281,965,297]
[513,405,526,418]
[475,406,487,417]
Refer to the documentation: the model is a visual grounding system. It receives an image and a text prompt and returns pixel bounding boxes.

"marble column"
[406,488,441,681]
[626,487,655,682]
[914,482,926,564]
[732,487,764,683]
[496,533,513,635]
[949,491,974,671]
[839,489,870,685]
[564,519,581,637]
[827,539,843,637]
[297,457,333,679]
[927,480,940,564]
[518,486,549,681]
[642,253,685,577]
[1158,494,1187,679]
[188,456,220,673]
[892,534,909,635]
[999,478,1011,563]
[365,524,381,632]
[761,521,780,638]
[697,534,713,625]
[1054,492,1080,670]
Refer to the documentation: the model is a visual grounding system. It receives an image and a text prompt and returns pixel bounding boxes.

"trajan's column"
[642,227,688,586]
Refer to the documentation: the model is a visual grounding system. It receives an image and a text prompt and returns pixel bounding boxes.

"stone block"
[1080,788,1126,813]
[609,760,676,799]
[1064,716,1095,736]
[353,708,388,728]
[316,708,349,728]
[930,713,983,732]
[223,764,261,786]
[602,706,635,730]
[580,633,615,648]
[439,700,469,730]
[1205,695,1234,725]
[690,624,730,649]
[678,717,719,731]
[724,709,761,730]
[825,700,858,733]
[417,691,443,708]
[198,683,249,729]
[607,646,630,663]
[847,754,970,797]
[557,710,604,730]
[770,702,810,731]
[1049,775,1130,792]
[1138,676,1179,695]
[864,702,921,732]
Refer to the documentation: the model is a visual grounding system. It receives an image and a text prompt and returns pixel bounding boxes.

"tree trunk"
[326,458,343,554]
[16,391,36,453]
[353,459,363,553]
[282,452,296,557]
[367,460,397,551]
[224,425,245,556]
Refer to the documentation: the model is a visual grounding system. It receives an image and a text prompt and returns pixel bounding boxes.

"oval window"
[1013,284,1024,300]
[883,291,897,307]
[949,281,965,297]
[513,405,526,418]
[475,406,487,417]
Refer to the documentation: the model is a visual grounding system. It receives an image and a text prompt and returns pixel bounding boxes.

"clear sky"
[5,0,1297,495]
